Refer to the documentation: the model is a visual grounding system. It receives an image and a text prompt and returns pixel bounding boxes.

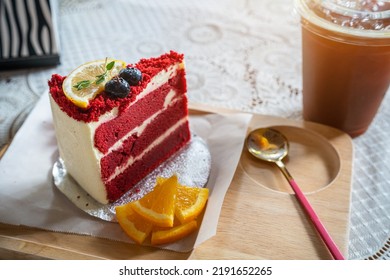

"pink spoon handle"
[275,160,345,260]
[288,178,345,260]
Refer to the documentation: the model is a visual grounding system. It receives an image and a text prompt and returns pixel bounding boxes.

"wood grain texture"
[0,108,353,260]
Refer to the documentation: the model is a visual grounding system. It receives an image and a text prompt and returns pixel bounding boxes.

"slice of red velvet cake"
[48,51,191,204]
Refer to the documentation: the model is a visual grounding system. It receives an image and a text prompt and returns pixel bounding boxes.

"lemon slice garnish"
[62,59,126,108]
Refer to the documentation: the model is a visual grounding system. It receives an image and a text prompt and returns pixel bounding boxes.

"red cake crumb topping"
[48,51,184,122]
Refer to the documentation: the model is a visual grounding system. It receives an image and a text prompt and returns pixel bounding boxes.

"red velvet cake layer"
[105,122,191,202]
[94,83,171,154]
[100,97,188,181]
[95,81,177,154]
[94,68,186,153]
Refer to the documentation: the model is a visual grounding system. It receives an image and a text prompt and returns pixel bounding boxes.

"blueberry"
[119,67,142,86]
[104,77,130,98]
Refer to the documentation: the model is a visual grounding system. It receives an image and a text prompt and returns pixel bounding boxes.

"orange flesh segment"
[115,203,153,244]
[151,220,198,246]
[175,185,209,224]
[131,175,178,227]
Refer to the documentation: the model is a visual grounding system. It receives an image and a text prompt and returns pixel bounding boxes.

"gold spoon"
[246,127,344,260]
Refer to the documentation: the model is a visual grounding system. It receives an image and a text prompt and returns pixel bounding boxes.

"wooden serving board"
[0,107,353,260]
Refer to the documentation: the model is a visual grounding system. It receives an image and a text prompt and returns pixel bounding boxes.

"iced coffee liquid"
[298,0,390,137]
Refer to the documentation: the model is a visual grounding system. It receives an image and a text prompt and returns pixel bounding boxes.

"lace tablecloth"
[0,0,389,260]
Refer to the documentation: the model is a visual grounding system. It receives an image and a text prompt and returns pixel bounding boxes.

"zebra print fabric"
[0,0,60,70]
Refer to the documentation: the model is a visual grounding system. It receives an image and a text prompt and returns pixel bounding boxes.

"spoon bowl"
[246,128,288,163]
[246,127,345,260]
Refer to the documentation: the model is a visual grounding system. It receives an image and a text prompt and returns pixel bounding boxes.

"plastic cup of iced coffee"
[295,0,390,137]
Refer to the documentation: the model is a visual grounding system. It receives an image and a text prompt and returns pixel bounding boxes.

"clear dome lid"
[296,0,390,39]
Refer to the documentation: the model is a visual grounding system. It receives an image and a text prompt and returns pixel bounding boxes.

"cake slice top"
[48,51,185,123]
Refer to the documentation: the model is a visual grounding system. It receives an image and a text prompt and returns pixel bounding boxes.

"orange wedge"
[115,203,153,244]
[175,185,209,224]
[131,175,178,227]
[151,220,198,246]
[115,175,209,246]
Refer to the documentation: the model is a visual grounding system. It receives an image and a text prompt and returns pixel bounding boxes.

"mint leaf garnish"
[106,61,115,71]
[73,80,91,90]
[95,73,107,85]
